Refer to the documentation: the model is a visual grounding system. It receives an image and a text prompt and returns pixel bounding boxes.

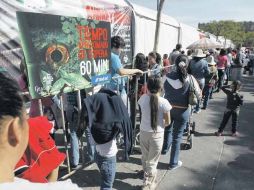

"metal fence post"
[60,95,71,173]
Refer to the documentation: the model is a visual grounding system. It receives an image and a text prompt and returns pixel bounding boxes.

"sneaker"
[232,132,237,137]
[201,107,206,110]
[215,131,222,136]
[70,164,79,170]
[193,110,201,114]
[169,161,182,170]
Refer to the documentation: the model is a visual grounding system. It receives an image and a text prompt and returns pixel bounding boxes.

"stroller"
[182,106,196,150]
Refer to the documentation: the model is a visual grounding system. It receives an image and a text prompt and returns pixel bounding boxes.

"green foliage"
[198,21,254,47]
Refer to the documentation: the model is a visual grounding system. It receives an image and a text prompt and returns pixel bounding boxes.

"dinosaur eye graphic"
[45,44,70,69]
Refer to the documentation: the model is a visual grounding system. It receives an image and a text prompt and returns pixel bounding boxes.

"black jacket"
[222,86,243,110]
[84,88,133,160]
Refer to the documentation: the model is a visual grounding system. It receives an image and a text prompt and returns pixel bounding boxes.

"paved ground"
[59,75,254,190]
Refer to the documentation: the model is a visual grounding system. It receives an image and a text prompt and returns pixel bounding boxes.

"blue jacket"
[189,59,210,80]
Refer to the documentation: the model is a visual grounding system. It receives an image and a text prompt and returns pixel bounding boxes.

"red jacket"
[15,116,65,183]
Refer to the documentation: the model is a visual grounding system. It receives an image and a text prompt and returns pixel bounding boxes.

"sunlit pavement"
[64,75,254,190]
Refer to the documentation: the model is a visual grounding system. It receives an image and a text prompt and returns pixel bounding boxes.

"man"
[169,43,182,65]
[0,73,81,190]
[108,36,143,100]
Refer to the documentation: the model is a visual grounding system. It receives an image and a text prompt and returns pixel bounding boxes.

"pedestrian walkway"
[64,75,254,190]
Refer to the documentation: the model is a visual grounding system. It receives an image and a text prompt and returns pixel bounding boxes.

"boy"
[215,81,243,136]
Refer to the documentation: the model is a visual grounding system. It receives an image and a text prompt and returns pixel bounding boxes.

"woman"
[188,49,209,113]
[216,49,229,92]
[129,53,149,129]
[138,77,171,189]
[148,52,161,77]
[161,55,201,169]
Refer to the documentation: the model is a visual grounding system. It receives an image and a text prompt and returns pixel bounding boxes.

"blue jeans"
[203,85,213,108]
[162,107,190,167]
[85,127,95,162]
[66,107,80,166]
[195,78,205,112]
[96,153,116,190]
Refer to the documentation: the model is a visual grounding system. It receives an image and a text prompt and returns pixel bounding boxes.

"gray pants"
[140,130,164,176]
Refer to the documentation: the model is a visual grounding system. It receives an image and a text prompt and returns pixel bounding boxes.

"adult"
[216,49,229,92]
[161,55,201,169]
[225,48,233,85]
[169,43,182,64]
[107,36,143,100]
[162,54,170,75]
[148,52,162,77]
[202,56,218,109]
[129,53,149,130]
[0,73,81,190]
[188,49,209,113]
[82,88,133,190]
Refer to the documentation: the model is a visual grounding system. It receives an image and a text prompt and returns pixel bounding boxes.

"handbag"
[208,73,216,87]
[188,75,199,106]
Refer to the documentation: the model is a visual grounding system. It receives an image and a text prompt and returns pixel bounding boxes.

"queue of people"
[0,36,248,190]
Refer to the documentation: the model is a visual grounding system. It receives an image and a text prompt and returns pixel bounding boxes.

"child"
[138,77,172,189]
[215,81,243,136]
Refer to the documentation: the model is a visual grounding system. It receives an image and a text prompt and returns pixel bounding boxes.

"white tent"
[131,3,180,56]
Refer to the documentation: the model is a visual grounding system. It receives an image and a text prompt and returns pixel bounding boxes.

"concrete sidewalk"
[64,75,254,190]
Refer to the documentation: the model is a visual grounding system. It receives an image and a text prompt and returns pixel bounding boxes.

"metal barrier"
[22,64,173,177]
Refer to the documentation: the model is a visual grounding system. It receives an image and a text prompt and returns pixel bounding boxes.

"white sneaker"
[169,161,182,170]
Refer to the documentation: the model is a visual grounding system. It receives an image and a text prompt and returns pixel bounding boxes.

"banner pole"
[38,99,43,116]
[60,95,71,173]
[77,90,85,165]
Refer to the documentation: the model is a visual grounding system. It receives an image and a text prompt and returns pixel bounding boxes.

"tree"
[198,21,248,47]
[153,0,165,51]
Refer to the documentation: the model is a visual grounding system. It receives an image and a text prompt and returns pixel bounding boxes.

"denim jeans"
[195,78,205,112]
[217,69,225,91]
[84,127,95,162]
[203,85,213,109]
[66,107,80,166]
[162,107,191,167]
[96,153,116,190]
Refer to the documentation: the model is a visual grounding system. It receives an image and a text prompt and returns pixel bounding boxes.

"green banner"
[17,12,111,99]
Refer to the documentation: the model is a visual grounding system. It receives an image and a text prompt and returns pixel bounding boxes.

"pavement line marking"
[211,136,226,190]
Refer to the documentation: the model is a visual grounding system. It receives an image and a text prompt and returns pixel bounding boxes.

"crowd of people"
[0,36,252,190]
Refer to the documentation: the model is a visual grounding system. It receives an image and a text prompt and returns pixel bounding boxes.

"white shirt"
[96,139,118,158]
[138,94,172,132]
[0,178,81,190]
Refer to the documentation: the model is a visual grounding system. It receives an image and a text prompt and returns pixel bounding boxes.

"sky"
[128,0,254,27]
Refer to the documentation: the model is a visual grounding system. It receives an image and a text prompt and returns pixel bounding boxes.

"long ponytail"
[175,55,189,84]
[147,77,161,132]
[150,93,158,132]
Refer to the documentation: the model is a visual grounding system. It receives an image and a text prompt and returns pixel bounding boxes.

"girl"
[138,77,172,189]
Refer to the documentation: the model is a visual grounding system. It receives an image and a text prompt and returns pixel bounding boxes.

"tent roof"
[131,3,180,28]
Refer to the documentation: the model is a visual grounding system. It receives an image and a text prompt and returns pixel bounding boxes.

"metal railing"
[21,64,174,178]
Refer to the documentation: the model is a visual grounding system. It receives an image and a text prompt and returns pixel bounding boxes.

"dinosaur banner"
[17,12,111,99]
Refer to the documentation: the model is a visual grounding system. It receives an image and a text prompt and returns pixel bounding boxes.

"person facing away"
[148,51,162,77]
[215,81,243,137]
[215,49,229,92]
[161,55,201,170]
[188,49,210,113]
[138,77,172,189]
[202,56,218,110]
[0,72,81,190]
[169,43,182,64]
[162,54,170,75]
